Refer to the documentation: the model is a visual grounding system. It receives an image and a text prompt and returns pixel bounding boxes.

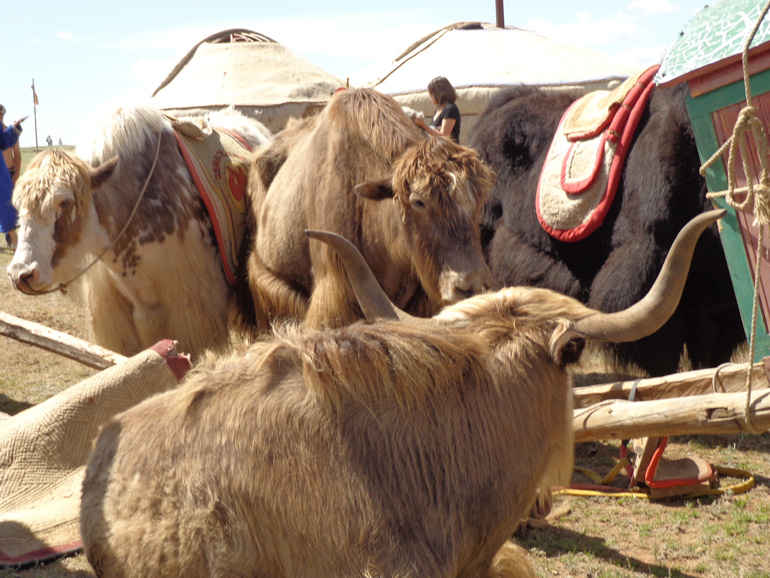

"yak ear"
[355,178,394,200]
[550,322,586,368]
[90,155,119,190]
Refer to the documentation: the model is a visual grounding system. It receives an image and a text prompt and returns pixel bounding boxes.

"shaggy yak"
[7,105,271,359]
[240,86,495,330]
[80,205,724,577]
[468,83,744,376]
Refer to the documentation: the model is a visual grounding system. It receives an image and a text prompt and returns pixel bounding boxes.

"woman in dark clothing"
[414,76,461,142]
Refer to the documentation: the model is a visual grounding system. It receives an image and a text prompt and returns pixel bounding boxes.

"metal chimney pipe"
[495,0,505,28]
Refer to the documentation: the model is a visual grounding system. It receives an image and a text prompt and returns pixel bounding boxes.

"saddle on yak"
[170,115,253,286]
[536,65,660,242]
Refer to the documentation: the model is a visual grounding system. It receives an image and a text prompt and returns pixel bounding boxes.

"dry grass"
[0,244,768,578]
[522,435,770,578]
[0,248,97,415]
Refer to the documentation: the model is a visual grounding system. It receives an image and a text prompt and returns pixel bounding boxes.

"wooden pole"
[573,389,770,442]
[495,0,505,28]
[0,310,126,370]
[573,361,770,408]
[31,78,39,152]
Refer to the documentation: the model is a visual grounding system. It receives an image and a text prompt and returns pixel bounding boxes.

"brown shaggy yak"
[241,87,495,331]
[81,210,724,577]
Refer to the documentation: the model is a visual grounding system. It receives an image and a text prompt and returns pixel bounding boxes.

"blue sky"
[4,0,709,146]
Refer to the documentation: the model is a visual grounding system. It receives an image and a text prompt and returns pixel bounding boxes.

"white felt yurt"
[151,29,345,134]
[359,22,642,143]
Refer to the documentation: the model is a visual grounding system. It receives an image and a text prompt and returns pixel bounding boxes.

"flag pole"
[31,78,39,151]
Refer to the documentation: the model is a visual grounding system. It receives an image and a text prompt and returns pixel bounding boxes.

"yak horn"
[305,230,414,321]
[573,208,726,342]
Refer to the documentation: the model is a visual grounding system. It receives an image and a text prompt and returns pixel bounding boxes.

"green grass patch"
[19,145,75,174]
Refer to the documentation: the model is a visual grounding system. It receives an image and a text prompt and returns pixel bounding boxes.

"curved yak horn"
[305,230,414,321]
[574,208,726,343]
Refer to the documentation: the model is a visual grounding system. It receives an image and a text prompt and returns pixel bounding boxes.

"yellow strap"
[574,457,631,485]
[555,465,755,500]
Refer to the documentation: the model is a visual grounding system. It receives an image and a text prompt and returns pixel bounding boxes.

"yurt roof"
[362,22,640,95]
[151,28,345,110]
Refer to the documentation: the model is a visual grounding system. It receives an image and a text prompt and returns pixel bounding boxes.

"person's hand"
[414,116,426,129]
[13,116,28,131]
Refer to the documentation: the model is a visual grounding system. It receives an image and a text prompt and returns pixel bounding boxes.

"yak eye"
[58,198,75,212]
[410,196,427,211]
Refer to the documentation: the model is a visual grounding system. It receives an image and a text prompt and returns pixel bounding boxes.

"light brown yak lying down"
[80,210,725,578]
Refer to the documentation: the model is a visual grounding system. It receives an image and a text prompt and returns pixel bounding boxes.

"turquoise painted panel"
[686,66,770,114]
[657,0,770,85]
[684,69,770,361]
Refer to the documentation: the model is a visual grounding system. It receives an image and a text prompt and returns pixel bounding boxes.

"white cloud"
[105,12,439,83]
[615,43,669,67]
[628,0,677,16]
[127,56,178,98]
[264,13,433,63]
[524,12,641,48]
[107,24,217,52]
[264,14,438,82]
[56,31,75,42]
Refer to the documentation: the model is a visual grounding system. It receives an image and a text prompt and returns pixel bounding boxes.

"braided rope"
[700,0,770,435]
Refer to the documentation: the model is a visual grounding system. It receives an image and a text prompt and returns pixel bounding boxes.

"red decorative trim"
[150,339,191,381]
[0,540,82,568]
[560,133,609,194]
[173,130,237,286]
[213,124,254,153]
[537,65,660,242]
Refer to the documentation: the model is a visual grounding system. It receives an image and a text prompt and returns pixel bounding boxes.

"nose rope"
[20,130,163,296]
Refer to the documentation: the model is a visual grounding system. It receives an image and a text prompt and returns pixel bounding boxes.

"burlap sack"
[0,341,189,567]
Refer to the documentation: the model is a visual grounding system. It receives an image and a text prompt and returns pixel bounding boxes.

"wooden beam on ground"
[573,360,770,408]
[574,389,770,442]
[0,311,126,370]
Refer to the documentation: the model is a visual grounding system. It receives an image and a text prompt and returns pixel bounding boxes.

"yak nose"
[459,265,493,294]
[7,262,41,292]
[443,264,493,303]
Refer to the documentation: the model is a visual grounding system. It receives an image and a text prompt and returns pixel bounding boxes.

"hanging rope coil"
[704,106,770,224]
[699,0,770,435]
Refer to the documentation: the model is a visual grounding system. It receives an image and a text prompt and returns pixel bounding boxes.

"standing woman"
[414,76,461,143]
[0,106,21,186]
[0,109,24,250]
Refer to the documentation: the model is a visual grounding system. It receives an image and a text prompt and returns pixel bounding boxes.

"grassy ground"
[19,146,75,175]
[0,213,768,577]
[524,435,770,578]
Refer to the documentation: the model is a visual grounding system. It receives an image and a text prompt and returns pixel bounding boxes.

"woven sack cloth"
[0,341,189,568]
